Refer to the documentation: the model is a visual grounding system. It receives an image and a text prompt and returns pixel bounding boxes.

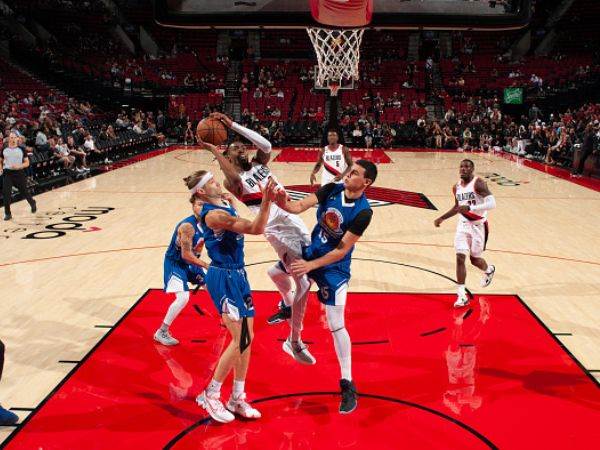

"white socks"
[161,291,190,330]
[233,380,245,398]
[457,284,466,296]
[326,305,352,381]
[485,265,494,274]
[267,263,295,307]
[206,379,222,395]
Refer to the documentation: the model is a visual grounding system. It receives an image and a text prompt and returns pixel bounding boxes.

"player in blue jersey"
[184,169,277,423]
[275,159,377,414]
[154,194,209,346]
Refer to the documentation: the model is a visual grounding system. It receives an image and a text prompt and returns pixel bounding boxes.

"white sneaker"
[454,293,470,308]
[196,390,235,423]
[481,265,495,287]
[226,393,261,419]
[282,338,316,365]
[153,329,179,346]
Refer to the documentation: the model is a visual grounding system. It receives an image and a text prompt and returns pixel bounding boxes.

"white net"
[307,27,365,93]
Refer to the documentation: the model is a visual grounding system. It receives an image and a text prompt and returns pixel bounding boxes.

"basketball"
[196,118,228,145]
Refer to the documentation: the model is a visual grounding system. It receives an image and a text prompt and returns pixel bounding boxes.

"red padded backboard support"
[310,0,373,27]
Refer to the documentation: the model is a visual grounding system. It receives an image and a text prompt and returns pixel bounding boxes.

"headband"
[188,172,213,194]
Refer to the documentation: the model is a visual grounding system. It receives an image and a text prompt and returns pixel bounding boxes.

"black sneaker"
[266,301,291,325]
[339,379,357,414]
[3,213,11,221]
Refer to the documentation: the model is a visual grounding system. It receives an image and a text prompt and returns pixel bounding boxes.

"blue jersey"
[164,215,204,266]
[201,202,245,268]
[303,183,371,277]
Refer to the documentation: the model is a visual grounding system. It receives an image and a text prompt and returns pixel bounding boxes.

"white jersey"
[455,176,488,225]
[238,163,310,261]
[321,144,348,185]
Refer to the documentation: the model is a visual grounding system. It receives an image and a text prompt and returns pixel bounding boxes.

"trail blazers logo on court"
[284,185,437,209]
[1,207,116,240]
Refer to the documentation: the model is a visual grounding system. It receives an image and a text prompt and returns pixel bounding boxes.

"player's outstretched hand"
[274,187,288,208]
[309,172,317,186]
[210,112,234,128]
[261,178,277,203]
[290,259,312,277]
[195,133,218,152]
[434,218,443,227]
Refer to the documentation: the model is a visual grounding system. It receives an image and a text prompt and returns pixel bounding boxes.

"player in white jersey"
[310,130,353,186]
[434,159,496,307]
[197,113,316,365]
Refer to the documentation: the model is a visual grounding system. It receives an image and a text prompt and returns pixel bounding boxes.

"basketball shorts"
[164,259,190,293]
[187,264,207,287]
[205,265,255,320]
[308,267,349,306]
[164,259,206,293]
[454,220,489,258]
[264,210,311,269]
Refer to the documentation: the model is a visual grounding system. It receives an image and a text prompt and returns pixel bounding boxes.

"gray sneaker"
[282,338,316,365]
[154,329,179,346]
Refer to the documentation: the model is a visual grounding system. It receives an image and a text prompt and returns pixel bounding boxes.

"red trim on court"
[274,148,392,163]
[492,151,600,192]
[103,145,600,192]
[4,291,598,449]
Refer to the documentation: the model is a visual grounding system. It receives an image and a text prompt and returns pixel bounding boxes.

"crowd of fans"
[0,86,163,184]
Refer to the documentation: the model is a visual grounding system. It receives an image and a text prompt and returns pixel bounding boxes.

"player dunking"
[198,112,316,366]
[310,130,353,186]
[275,160,377,414]
[434,159,496,307]
[154,193,209,346]
[190,170,277,423]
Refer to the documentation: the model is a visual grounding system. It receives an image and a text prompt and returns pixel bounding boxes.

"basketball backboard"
[154,0,532,30]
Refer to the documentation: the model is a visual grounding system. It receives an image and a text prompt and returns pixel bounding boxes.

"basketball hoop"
[307,27,365,95]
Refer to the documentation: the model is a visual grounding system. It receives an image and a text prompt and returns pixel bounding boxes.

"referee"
[1,131,37,220]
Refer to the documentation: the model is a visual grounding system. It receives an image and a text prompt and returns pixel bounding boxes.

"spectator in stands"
[572,123,596,177]
[462,128,473,150]
[52,137,75,170]
[184,121,195,145]
[35,128,49,151]
[529,104,542,122]
[66,136,89,173]
[83,133,103,163]
[107,125,117,140]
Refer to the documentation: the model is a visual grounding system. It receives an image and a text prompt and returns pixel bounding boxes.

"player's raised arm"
[197,135,243,196]
[178,222,209,269]
[275,189,318,214]
[205,179,276,235]
[211,112,272,165]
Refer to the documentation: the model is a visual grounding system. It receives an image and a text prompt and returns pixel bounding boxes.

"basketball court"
[1,147,599,447]
[1,0,599,448]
